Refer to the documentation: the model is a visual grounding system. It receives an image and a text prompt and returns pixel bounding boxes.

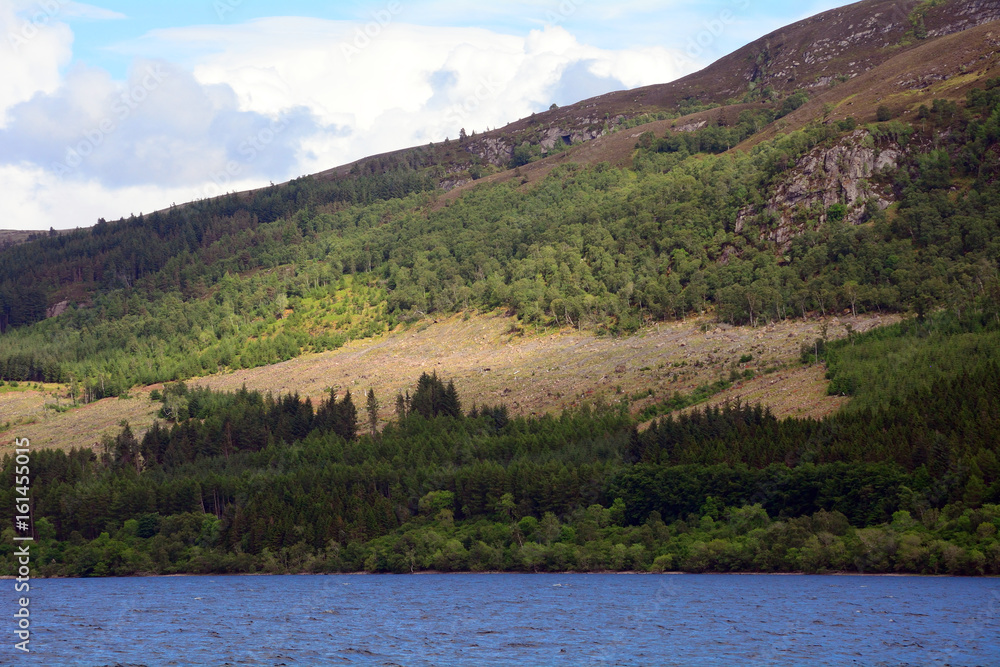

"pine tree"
[441,381,461,418]
[316,388,338,432]
[336,390,358,441]
[366,388,380,436]
[395,392,407,423]
[411,372,437,418]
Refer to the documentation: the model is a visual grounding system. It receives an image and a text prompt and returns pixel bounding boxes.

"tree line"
[2,312,998,576]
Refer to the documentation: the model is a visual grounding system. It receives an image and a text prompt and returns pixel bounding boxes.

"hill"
[2,308,999,577]
[6,311,887,450]
[325,0,1000,183]
[2,0,1000,580]
[0,0,999,449]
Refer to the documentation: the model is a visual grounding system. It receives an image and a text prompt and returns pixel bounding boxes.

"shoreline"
[5,570,993,580]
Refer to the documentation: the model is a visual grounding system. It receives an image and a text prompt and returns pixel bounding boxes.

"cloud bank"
[1,6,696,229]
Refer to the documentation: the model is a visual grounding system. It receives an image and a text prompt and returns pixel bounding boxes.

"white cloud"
[62,2,126,20]
[0,0,74,126]
[0,162,261,230]
[137,18,693,175]
[4,12,699,229]
[0,58,324,189]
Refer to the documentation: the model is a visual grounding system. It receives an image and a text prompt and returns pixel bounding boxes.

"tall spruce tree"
[366,388,380,436]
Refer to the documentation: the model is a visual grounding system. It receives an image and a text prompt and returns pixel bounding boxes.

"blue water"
[4,573,999,665]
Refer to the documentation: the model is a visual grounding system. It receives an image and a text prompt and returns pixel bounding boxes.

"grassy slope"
[435,22,1000,207]
[2,3,993,452]
[330,0,1000,198]
[0,311,895,452]
[742,20,1000,149]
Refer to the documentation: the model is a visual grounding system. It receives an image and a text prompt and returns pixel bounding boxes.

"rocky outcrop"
[440,177,472,192]
[467,136,514,167]
[539,127,573,151]
[927,0,1000,38]
[464,113,623,168]
[536,124,609,151]
[736,130,900,248]
[674,120,708,133]
[46,300,70,319]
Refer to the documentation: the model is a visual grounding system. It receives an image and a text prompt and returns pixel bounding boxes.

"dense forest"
[0,81,998,399]
[3,308,998,576]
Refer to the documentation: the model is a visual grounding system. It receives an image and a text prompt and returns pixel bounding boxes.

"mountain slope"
[607,0,1000,108]
[8,311,886,450]
[418,0,1000,176]
[2,0,1000,449]
[312,0,1000,189]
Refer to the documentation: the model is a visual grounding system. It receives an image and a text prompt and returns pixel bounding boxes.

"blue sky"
[69,0,830,74]
[1,0,848,229]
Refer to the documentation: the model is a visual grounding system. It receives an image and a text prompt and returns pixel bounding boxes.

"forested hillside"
[1,0,999,578]
[2,306,999,576]
[1,80,999,402]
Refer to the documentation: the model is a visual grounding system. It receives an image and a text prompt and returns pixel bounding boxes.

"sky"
[1,0,849,230]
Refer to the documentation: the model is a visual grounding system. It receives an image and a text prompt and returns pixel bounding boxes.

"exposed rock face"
[674,120,708,133]
[469,136,514,167]
[440,177,471,192]
[539,127,572,151]
[464,113,622,169]
[927,0,1000,38]
[737,130,900,248]
[47,300,70,319]
[538,125,608,150]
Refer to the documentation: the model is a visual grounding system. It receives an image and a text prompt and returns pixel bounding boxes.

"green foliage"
[677,98,720,116]
[613,111,677,131]
[636,378,733,421]
[905,0,944,42]
[777,91,809,118]
[4,314,999,576]
[409,372,462,419]
[822,310,1000,412]
[1,82,999,418]
[651,108,777,156]
[836,116,858,132]
[510,143,539,167]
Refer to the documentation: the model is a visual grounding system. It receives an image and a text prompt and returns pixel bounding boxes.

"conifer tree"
[366,388,380,436]
[336,390,358,441]
[441,380,462,418]
[395,392,407,423]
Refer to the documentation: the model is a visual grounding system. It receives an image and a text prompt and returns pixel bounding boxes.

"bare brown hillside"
[745,19,1000,147]
[1,312,894,452]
